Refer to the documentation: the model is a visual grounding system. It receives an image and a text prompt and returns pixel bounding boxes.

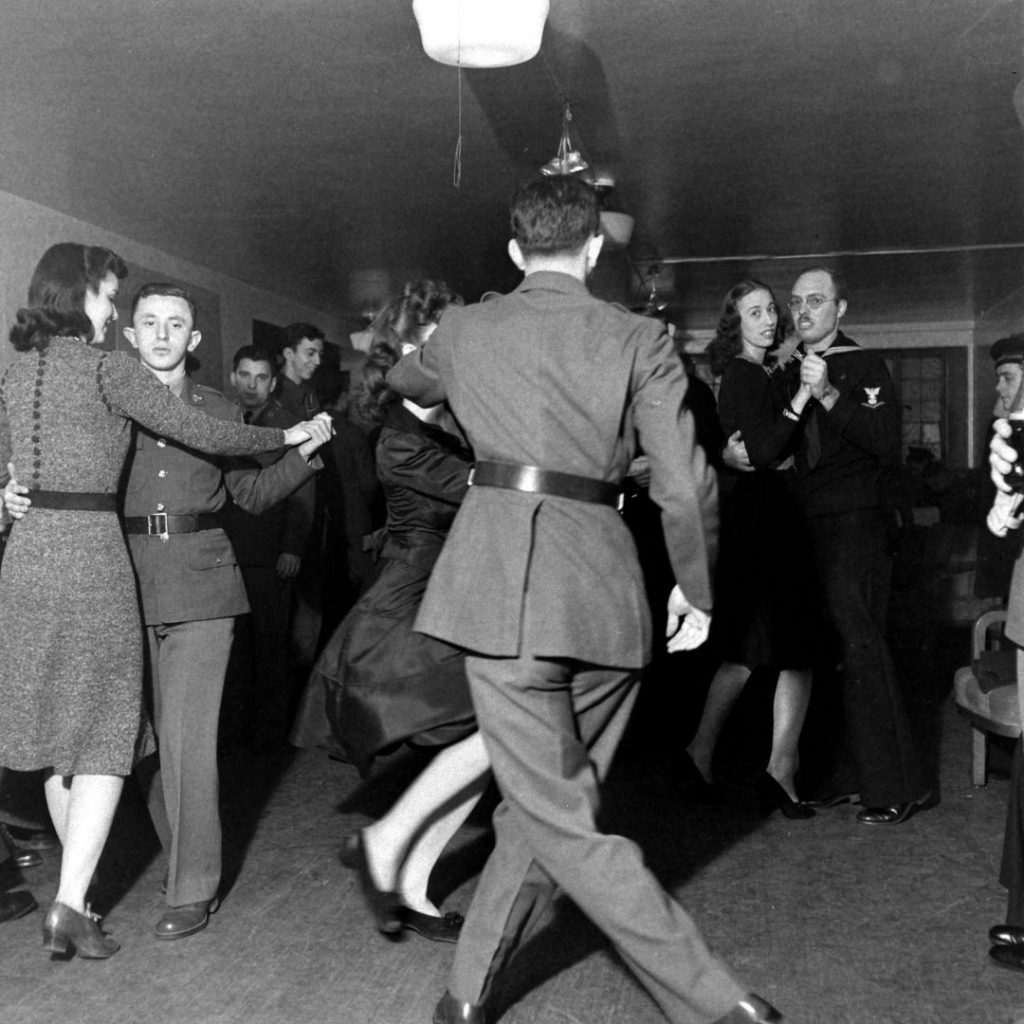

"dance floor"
[1,639,1021,1024]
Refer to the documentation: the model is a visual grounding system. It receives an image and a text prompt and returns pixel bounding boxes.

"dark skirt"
[312,556,474,774]
[711,469,817,669]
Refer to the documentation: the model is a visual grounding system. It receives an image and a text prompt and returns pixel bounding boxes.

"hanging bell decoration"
[540,103,590,176]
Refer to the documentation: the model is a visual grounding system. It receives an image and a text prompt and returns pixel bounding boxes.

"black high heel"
[42,901,120,958]
[755,773,815,820]
[0,822,43,870]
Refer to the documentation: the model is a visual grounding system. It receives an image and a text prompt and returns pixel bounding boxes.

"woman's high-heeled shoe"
[339,832,402,936]
[42,901,120,959]
[755,773,815,820]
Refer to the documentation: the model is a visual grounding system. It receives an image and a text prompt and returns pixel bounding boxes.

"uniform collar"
[803,330,860,358]
[516,271,590,297]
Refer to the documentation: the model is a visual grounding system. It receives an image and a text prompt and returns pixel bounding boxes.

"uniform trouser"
[449,654,745,1024]
[141,617,234,906]
[807,508,929,807]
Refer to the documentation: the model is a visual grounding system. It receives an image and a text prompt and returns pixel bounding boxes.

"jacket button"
[158,470,167,478]
[156,503,165,512]
[156,439,167,448]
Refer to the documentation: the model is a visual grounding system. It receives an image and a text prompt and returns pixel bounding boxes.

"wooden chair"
[953,608,1021,786]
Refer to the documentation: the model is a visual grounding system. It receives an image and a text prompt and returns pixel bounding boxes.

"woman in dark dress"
[0,243,314,957]
[683,279,817,815]
[316,282,489,939]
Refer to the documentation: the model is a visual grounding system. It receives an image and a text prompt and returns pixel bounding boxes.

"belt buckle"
[147,512,169,541]
[467,467,476,487]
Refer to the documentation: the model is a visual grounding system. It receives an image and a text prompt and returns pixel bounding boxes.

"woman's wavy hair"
[10,243,128,352]
[706,278,787,377]
[356,279,462,423]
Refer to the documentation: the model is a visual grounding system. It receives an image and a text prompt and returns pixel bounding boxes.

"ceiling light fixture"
[412,0,549,68]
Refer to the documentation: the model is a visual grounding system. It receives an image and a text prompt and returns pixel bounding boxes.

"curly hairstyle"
[10,243,128,352]
[356,280,462,423]
[706,279,787,378]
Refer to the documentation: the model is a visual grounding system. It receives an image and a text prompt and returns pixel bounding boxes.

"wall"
[0,190,341,388]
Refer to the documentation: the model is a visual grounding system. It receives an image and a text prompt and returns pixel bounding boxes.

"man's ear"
[187,330,202,353]
[507,238,526,271]
[270,375,278,393]
[123,326,138,351]
[835,299,848,322]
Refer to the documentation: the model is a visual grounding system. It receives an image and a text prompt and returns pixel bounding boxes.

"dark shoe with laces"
[432,991,486,1024]
[714,993,783,1023]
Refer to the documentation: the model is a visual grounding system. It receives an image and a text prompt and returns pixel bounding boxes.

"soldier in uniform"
[388,176,777,1024]
[121,285,330,939]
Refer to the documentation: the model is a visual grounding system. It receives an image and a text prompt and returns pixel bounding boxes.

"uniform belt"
[122,513,221,537]
[28,489,117,511]
[469,461,622,509]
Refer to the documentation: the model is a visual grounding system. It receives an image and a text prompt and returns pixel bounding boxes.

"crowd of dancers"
[0,175,962,1023]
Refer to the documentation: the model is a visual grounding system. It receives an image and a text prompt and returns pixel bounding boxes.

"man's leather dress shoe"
[432,991,486,1024]
[154,899,216,940]
[990,924,1024,947]
[714,993,783,1023]
[856,790,937,826]
[0,889,37,923]
[990,944,1024,973]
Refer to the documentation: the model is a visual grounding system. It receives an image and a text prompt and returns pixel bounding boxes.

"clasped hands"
[286,412,334,460]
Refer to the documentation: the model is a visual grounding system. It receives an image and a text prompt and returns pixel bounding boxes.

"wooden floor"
[2,655,1023,1024]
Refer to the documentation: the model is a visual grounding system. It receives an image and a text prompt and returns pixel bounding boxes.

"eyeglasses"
[788,294,836,313]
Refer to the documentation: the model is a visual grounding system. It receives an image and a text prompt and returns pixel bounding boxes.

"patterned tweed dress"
[0,338,285,775]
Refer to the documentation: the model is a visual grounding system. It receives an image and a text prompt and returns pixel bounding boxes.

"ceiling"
[0,0,1022,330]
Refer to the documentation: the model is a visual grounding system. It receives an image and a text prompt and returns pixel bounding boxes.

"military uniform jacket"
[123,377,317,625]
[388,270,717,668]
[220,397,316,568]
[786,331,899,518]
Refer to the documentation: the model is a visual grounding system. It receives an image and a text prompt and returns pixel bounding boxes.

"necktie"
[804,406,821,469]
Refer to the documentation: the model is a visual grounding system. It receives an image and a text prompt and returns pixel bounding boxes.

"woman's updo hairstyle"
[10,243,128,352]
[356,279,463,424]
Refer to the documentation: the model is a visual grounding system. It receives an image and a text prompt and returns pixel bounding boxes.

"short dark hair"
[10,243,128,352]
[232,345,277,374]
[131,283,198,328]
[510,175,600,257]
[795,266,846,304]
[282,322,324,353]
[707,279,787,377]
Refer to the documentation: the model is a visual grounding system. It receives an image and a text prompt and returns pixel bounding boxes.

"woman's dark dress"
[316,404,474,774]
[713,357,815,668]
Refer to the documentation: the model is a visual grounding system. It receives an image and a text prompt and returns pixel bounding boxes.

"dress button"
[156,503,165,512]
[156,439,167,448]
[158,470,167,478]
